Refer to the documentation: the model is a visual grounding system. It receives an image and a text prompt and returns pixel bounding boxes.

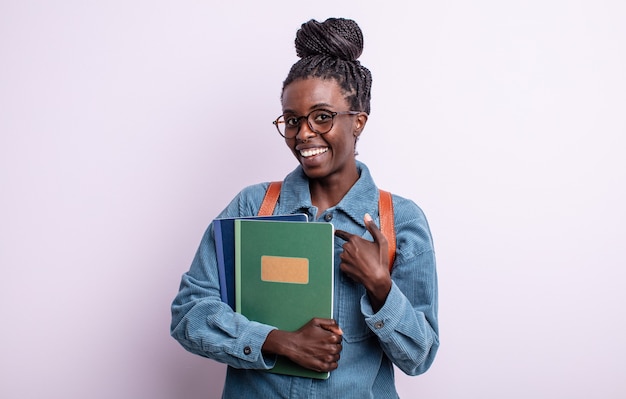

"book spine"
[234,219,242,312]
[213,220,228,305]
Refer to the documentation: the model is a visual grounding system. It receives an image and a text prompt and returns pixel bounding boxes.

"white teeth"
[300,147,328,157]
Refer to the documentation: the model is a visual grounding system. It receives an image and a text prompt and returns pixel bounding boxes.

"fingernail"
[364,213,372,222]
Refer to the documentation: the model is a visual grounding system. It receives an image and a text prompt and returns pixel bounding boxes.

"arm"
[170,222,278,370]
[171,185,279,369]
[335,199,439,375]
[171,184,344,372]
[362,251,439,376]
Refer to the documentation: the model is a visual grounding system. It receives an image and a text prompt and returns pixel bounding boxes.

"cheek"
[286,140,299,156]
[336,132,358,152]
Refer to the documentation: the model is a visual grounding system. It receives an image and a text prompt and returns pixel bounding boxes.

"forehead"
[281,78,348,112]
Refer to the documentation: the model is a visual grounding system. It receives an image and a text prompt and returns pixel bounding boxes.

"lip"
[296,145,329,158]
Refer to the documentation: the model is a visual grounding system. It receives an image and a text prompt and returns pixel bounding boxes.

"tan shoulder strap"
[378,189,396,272]
[258,181,282,216]
[258,181,396,271]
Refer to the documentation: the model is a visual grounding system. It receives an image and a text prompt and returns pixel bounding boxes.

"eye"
[285,116,300,128]
[312,110,334,124]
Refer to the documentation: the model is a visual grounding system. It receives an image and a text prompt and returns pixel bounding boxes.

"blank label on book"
[261,256,309,284]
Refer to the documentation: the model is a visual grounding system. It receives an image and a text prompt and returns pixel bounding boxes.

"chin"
[300,164,327,180]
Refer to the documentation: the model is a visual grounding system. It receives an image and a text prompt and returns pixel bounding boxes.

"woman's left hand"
[334,213,392,311]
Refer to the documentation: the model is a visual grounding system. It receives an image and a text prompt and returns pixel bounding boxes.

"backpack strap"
[258,181,396,271]
[258,181,282,216]
[378,189,396,272]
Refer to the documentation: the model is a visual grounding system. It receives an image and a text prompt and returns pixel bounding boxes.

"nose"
[295,120,316,141]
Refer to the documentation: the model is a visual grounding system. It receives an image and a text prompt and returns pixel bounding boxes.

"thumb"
[364,213,385,243]
[320,320,343,336]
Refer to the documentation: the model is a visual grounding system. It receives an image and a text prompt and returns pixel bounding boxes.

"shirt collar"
[279,160,379,227]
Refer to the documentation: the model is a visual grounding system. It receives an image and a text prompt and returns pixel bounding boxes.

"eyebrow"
[282,103,335,114]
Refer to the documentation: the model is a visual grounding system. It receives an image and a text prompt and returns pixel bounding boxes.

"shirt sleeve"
[170,184,279,370]
[360,198,440,376]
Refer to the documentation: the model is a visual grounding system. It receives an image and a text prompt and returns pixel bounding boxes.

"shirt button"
[374,321,384,329]
[324,213,333,222]
[243,346,252,355]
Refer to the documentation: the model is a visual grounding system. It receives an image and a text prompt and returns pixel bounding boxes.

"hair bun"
[295,18,364,61]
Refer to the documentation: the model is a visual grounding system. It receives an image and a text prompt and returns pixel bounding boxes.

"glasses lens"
[274,115,287,137]
[308,110,334,134]
[275,115,304,138]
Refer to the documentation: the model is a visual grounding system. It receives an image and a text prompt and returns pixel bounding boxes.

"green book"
[234,219,334,379]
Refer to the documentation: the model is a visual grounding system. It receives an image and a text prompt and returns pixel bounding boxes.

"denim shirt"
[171,161,439,398]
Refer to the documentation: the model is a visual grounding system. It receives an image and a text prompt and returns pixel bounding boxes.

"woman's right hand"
[262,318,343,373]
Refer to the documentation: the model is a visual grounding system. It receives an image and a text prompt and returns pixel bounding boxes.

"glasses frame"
[272,109,361,139]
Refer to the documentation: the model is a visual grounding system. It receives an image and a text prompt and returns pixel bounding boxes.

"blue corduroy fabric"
[171,161,439,398]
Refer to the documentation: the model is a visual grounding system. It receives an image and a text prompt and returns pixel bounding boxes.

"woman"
[171,17,439,398]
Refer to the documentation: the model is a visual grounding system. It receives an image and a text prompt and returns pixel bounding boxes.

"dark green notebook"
[234,219,334,379]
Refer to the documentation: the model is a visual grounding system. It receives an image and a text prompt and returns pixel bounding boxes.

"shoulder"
[238,181,271,198]
[389,193,435,259]
[390,193,428,226]
[219,182,272,218]
[219,166,302,218]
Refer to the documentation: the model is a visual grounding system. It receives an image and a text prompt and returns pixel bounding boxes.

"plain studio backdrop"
[1,1,625,398]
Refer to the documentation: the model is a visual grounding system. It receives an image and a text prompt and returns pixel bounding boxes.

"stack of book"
[213,214,335,379]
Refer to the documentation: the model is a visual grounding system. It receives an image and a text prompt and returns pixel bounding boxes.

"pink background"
[1,1,625,398]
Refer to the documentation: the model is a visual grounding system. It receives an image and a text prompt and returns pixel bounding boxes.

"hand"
[334,213,392,311]
[263,318,343,373]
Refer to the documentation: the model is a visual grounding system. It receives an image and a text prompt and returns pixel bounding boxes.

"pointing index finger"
[334,229,353,241]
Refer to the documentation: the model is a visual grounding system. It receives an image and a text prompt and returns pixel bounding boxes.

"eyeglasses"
[273,109,361,139]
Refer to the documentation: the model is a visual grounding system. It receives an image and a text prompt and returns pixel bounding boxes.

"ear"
[353,112,368,137]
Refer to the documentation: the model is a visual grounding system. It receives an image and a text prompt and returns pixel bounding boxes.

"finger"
[334,229,353,241]
[364,213,385,243]
[319,321,343,336]
[320,323,343,336]
[320,360,339,373]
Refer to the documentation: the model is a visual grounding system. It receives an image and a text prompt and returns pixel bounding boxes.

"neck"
[309,164,359,217]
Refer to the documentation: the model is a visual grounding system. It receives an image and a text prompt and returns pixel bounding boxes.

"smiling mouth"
[300,147,329,158]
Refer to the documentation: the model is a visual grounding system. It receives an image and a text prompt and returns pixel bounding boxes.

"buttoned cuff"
[230,322,278,369]
[361,282,405,337]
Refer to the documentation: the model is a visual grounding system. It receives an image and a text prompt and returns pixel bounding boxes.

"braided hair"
[282,18,373,114]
